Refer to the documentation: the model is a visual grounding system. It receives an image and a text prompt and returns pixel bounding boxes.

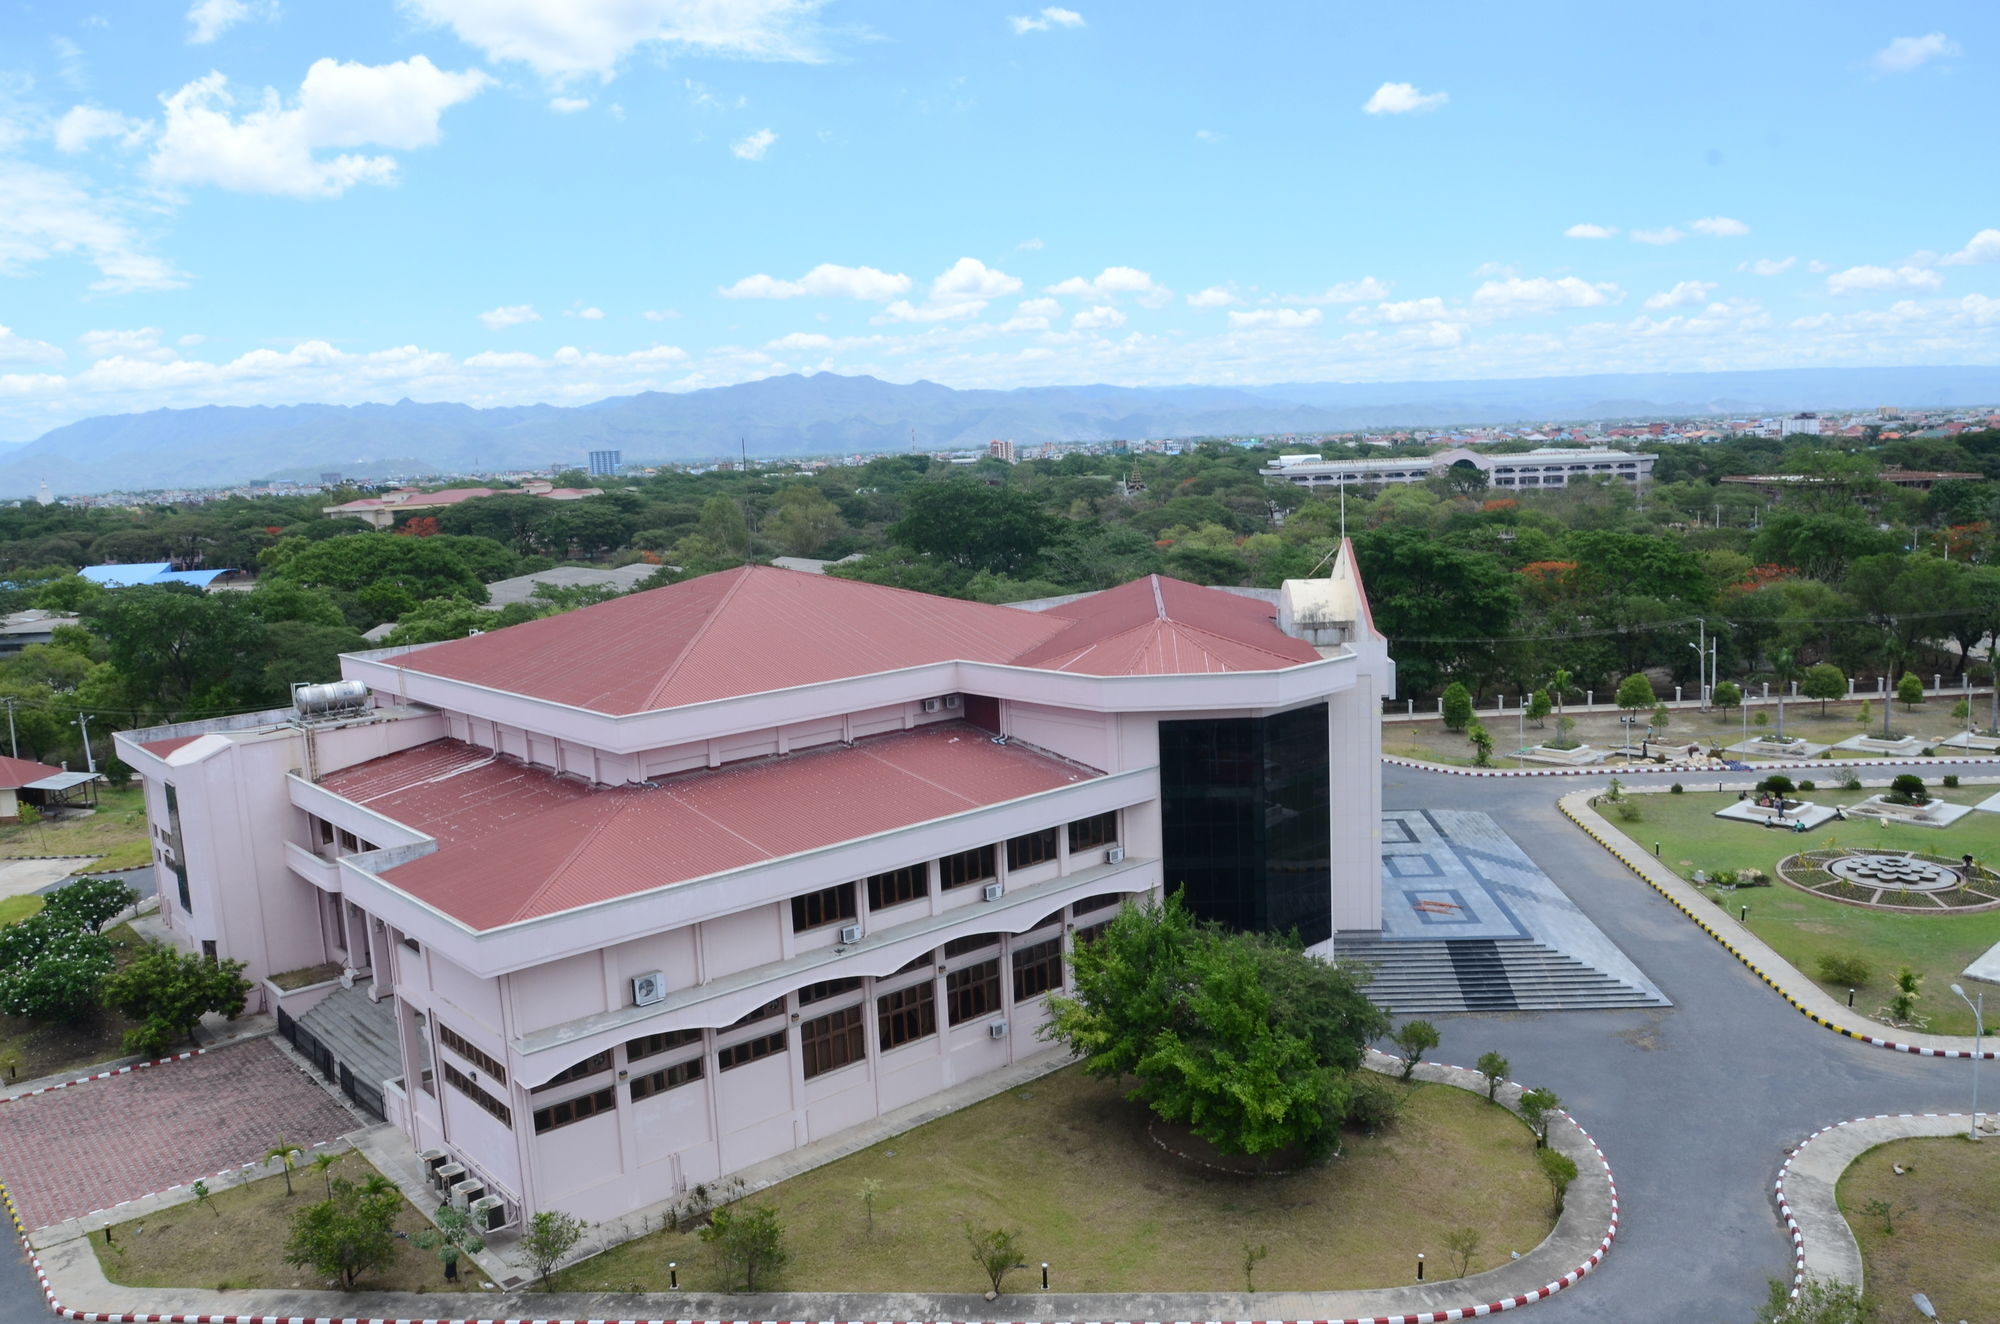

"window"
[797,977,862,1006]
[726,997,786,1029]
[1074,918,1112,948]
[717,1030,787,1071]
[315,816,334,847]
[442,1063,512,1127]
[800,1005,865,1080]
[1012,938,1063,1001]
[866,864,927,910]
[530,1050,612,1093]
[877,982,936,1049]
[625,1028,702,1062]
[946,959,1001,1025]
[1006,828,1057,871]
[791,882,856,932]
[1073,892,1125,920]
[533,1085,615,1134]
[942,932,999,960]
[437,1023,507,1084]
[338,828,359,854]
[938,845,996,891]
[1067,812,1118,853]
[629,1058,703,1101]
[894,948,934,975]
[162,783,191,915]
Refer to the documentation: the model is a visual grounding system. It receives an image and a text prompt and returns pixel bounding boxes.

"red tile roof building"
[115,550,1389,1231]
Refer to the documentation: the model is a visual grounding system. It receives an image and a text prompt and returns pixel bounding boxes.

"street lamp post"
[1950,983,1984,1141]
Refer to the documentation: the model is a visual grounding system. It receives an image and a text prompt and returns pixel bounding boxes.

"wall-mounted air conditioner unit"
[982,881,1003,902]
[943,693,961,709]
[1106,845,1125,864]
[469,1195,506,1232]
[632,971,666,1006]
[450,1179,484,1210]
[988,1020,1009,1039]
[839,923,863,944]
[922,697,941,713]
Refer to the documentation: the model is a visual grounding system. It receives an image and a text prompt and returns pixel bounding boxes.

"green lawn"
[0,785,153,869]
[1608,786,2000,1035]
[568,1065,1555,1294]
[0,894,43,925]
[1837,1136,1999,1323]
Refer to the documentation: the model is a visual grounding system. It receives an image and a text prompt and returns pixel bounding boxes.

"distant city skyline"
[0,2,1994,442]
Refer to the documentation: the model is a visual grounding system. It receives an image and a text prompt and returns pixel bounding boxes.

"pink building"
[115,550,1388,1231]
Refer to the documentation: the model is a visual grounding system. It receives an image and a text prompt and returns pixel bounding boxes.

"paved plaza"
[0,1039,355,1228]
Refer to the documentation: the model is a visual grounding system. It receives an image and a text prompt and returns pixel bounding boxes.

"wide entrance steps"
[287,983,400,1118]
[1332,934,1668,1014]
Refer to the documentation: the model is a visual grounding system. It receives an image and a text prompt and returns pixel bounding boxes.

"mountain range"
[8,365,2000,498]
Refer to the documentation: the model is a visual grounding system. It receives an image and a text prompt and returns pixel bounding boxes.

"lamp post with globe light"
[1950,983,1984,1141]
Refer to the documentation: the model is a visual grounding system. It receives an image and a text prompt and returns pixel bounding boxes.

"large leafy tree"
[284,1175,401,1290]
[1043,894,1387,1160]
[265,534,489,624]
[82,584,270,717]
[0,915,114,1023]
[890,479,1057,575]
[101,941,250,1056]
[1351,526,1519,695]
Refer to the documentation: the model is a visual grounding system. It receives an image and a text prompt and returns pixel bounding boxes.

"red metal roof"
[0,755,66,789]
[317,723,1099,930]
[134,735,201,760]
[387,566,1321,713]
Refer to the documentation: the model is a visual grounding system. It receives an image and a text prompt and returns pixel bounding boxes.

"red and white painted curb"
[1773,1112,1966,1301]
[68,1138,348,1224]
[1386,753,2000,778]
[0,1049,203,1104]
[1560,796,1998,1060]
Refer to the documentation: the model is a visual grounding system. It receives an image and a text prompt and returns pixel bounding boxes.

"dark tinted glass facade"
[1158,702,1331,945]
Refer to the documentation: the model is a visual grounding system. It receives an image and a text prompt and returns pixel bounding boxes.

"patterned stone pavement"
[0,1038,355,1228]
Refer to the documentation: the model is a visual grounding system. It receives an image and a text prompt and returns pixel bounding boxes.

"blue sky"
[0,0,1995,441]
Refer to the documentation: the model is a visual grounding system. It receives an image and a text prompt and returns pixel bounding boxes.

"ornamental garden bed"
[1837,1137,2000,1323]
[567,1064,1556,1294]
[0,919,150,1084]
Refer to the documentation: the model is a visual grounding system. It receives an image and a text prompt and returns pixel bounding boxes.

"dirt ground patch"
[1837,1135,2000,1323]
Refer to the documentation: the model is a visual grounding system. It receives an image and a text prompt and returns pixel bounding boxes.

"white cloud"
[1186,286,1239,308]
[1745,257,1796,276]
[569,306,603,319]
[186,0,272,43]
[875,298,987,324]
[0,159,186,292]
[79,328,175,361]
[1689,216,1750,237]
[720,263,911,301]
[1471,262,1517,279]
[1015,237,1043,251]
[403,0,830,80]
[1278,277,1391,305]
[930,257,1021,301]
[1009,7,1084,34]
[1362,82,1447,115]
[1193,128,1224,144]
[1071,305,1125,330]
[0,327,65,368]
[178,334,207,347]
[1228,307,1322,330]
[731,128,776,160]
[1045,266,1170,307]
[1873,32,1960,75]
[147,57,491,198]
[1347,297,1451,325]
[767,331,833,350]
[1469,275,1619,316]
[478,304,540,329]
[1564,223,1617,239]
[549,95,591,113]
[642,308,680,320]
[1943,229,2000,266]
[54,106,151,154]
[1826,264,1943,295]
[1643,280,1717,310]
[1631,226,1684,245]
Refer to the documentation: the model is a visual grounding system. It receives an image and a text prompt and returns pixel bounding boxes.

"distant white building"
[1784,413,1822,436]
[1261,446,1653,491]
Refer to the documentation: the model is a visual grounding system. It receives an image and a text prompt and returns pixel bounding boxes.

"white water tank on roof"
[293,679,369,716]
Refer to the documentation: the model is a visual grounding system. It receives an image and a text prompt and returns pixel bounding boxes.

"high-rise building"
[988,439,1017,463]
[588,450,622,477]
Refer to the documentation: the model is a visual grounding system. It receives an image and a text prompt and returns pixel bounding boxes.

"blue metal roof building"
[78,563,235,589]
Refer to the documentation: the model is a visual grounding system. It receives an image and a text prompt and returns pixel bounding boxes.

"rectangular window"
[800,1005,865,1080]
[316,816,334,847]
[945,959,1001,1026]
[162,783,191,915]
[790,883,857,932]
[866,864,927,910]
[877,982,937,1050]
[530,1050,612,1094]
[717,1030,787,1071]
[1067,811,1118,853]
[436,1023,508,1084]
[1006,828,1058,871]
[629,1058,703,1101]
[625,1028,702,1062]
[938,845,996,891]
[442,1063,512,1127]
[532,1085,615,1134]
[1012,937,1064,1001]
[1075,918,1112,948]
[1073,892,1125,919]
[797,977,862,1006]
[338,828,359,854]
[942,932,999,960]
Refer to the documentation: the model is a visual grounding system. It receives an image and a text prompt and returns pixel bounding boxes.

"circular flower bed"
[1777,848,2000,911]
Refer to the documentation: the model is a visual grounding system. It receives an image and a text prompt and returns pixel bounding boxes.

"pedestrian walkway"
[12,1055,1619,1324]
[1561,790,1996,1059]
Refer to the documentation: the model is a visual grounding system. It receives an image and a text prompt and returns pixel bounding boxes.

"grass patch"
[0,786,151,868]
[1607,787,2000,1035]
[0,921,156,1082]
[567,1066,1554,1295]
[269,962,344,991]
[1837,1136,2000,1323]
[93,1151,474,1294]
[0,893,44,926]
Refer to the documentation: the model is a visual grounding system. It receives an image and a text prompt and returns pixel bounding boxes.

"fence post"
[1675,686,1682,703]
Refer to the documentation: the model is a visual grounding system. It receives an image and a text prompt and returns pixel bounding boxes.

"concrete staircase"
[293,984,401,1112]
[1334,935,1668,1013]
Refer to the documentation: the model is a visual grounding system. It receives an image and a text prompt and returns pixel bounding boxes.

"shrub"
[1440,682,1474,732]
[284,1175,401,1290]
[101,941,251,1057]
[1943,774,1960,788]
[1736,868,1769,887]
[1841,774,1863,791]
[1476,1051,1510,1102]
[1345,1072,1411,1133]
[1759,774,1796,797]
[1797,780,1816,792]
[963,1223,1022,1296]
[1614,800,1642,822]
[1390,1019,1440,1080]
[1669,782,1684,794]
[1816,953,1872,987]
[1538,1147,1579,1215]
[1887,773,1927,805]
[1711,868,1739,888]
[524,1210,591,1290]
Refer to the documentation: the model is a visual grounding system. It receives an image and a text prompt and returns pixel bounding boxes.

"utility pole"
[2,696,15,760]
[73,712,96,774]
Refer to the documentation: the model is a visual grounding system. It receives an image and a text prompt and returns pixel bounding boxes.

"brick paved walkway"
[0,1038,355,1228]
